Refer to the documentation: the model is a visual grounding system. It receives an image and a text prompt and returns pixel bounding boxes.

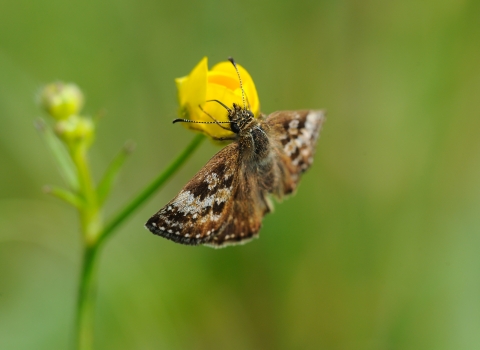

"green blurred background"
[1,0,480,349]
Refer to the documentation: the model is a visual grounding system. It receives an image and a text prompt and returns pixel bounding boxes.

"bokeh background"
[1,0,480,349]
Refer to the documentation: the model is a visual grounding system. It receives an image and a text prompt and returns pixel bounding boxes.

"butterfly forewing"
[146,142,267,246]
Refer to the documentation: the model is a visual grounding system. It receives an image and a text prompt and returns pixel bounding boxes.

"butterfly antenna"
[172,119,232,125]
[205,99,232,112]
[198,104,233,131]
[228,57,249,110]
[174,104,234,132]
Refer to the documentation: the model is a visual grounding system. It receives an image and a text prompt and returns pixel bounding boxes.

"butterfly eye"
[231,122,240,133]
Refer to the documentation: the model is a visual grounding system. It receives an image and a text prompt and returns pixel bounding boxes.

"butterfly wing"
[145,142,269,247]
[266,110,325,196]
[146,110,324,248]
[205,160,271,248]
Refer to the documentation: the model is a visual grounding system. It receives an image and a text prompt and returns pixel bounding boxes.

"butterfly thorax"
[228,104,270,161]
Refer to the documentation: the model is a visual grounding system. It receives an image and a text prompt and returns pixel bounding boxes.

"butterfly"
[145,58,325,248]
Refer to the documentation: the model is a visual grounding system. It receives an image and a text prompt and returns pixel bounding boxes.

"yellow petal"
[198,84,243,138]
[174,76,187,95]
[177,57,208,113]
[210,61,260,116]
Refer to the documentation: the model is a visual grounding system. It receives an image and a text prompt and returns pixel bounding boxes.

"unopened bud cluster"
[39,82,94,149]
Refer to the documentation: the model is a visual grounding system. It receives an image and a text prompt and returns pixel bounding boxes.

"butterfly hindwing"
[266,110,325,196]
[205,160,270,247]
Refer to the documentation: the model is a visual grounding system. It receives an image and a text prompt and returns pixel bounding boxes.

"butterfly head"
[227,103,255,134]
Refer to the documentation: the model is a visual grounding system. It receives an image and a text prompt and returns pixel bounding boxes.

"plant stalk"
[75,244,99,350]
[74,133,205,349]
[97,133,205,246]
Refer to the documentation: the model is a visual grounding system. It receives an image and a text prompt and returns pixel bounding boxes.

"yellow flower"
[175,57,260,138]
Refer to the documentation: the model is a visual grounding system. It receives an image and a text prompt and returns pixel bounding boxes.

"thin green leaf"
[35,118,79,190]
[44,185,85,209]
[97,140,136,205]
[98,133,205,246]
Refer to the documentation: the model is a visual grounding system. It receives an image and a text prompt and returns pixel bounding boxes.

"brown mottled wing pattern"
[145,142,268,247]
[266,110,325,196]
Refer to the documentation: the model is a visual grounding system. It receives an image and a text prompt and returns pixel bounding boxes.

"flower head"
[55,115,94,149]
[39,82,84,120]
[175,57,260,138]
[39,82,94,151]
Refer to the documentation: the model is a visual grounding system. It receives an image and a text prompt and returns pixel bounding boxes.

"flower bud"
[39,82,84,120]
[55,115,94,148]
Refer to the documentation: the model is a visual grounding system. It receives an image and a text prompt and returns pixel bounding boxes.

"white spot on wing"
[284,140,297,156]
[288,119,299,136]
[205,173,219,190]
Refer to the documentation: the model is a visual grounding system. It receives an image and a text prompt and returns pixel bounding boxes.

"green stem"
[74,133,204,350]
[97,133,205,246]
[72,145,102,245]
[72,144,102,350]
[75,244,99,350]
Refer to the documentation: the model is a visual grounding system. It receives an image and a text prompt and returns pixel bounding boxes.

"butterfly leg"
[207,134,237,141]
